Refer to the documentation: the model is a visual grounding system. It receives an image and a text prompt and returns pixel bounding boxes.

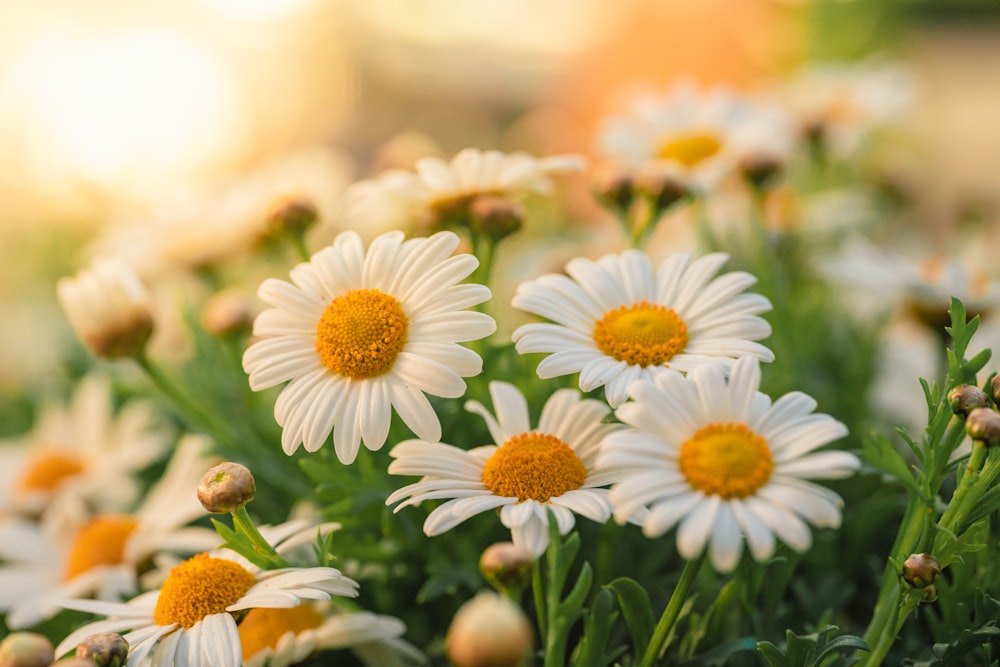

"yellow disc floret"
[315,289,409,379]
[239,603,325,660]
[482,433,587,502]
[153,553,256,628]
[16,450,84,494]
[657,131,722,167]
[593,301,688,367]
[64,515,139,580]
[679,423,773,499]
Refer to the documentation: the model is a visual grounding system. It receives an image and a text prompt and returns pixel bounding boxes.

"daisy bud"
[74,632,128,667]
[469,195,525,243]
[198,462,255,514]
[991,375,1000,405]
[266,197,319,239]
[949,384,990,416]
[446,592,533,667]
[201,289,258,337]
[0,632,54,667]
[56,257,154,359]
[902,553,940,588]
[591,166,635,213]
[966,407,1000,445]
[634,169,688,214]
[920,584,939,603]
[479,542,534,594]
[740,154,784,191]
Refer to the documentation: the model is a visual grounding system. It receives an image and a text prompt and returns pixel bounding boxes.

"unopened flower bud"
[75,633,128,667]
[966,407,1000,444]
[990,375,1000,405]
[740,154,784,191]
[921,584,938,603]
[266,198,319,239]
[634,169,688,213]
[198,462,255,513]
[201,290,257,338]
[469,196,524,243]
[591,167,635,213]
[0,632,54,667]
[949,384,990,416]
[56,258,153,359]
[902,553,940,588]
[446,592,533,667]
[480,542,534,593]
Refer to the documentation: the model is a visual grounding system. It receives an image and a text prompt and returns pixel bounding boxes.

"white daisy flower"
[387,381,629,558]
[0,375,170,517]
[242,229,496,463]
[54,551,359,667]
[343,147,584,232]
[0,435,219,629]
[56,256,154,359]
[511,249,774,408]
[239,601,424,667]
[596,80,796,191]
[599,357,860,573]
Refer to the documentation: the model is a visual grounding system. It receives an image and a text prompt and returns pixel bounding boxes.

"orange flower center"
[64,515,139,581]
[482,432,587,502]
[679,423,773,499]
[153,553,256,628]
[657,131,722,167]
[315,289,408,379]
[238,603,325,660]
[15,450,85,495]
[593,301,688,367]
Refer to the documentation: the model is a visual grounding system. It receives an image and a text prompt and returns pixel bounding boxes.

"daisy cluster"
[4,65,1000,667]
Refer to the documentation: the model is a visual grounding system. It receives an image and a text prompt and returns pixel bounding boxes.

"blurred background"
[1,0,998,402]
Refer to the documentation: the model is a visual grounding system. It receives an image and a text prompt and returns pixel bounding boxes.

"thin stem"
[638,553,706,667]
[532,561,547,640]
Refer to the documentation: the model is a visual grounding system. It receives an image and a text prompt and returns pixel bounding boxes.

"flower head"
[56,257,153,359]
[512,250,774,408]
[243,230,495,462]
[55,550,358,667]
[344,148,584,233]
[597,81,795,191]
[600,357,859,572]
[387,381,628,557]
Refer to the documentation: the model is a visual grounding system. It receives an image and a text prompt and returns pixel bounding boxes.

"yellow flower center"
[15,450,85,495]
[238,603,325,660]
[679,423,773,499]
[153,553,256,628]
[482,432,587,502]
[593,301,688,367]
[315,289,409,379]
[64,515,139,581]
[657,131,722,167]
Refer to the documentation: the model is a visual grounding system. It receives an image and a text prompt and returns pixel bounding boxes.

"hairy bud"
[198,462,255,513]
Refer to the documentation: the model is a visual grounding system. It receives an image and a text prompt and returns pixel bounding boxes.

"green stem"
[864,590,920,667]
[232,506,289,569]
[638,553,705,667]
[288,230,312,263]
[533,561,547,640]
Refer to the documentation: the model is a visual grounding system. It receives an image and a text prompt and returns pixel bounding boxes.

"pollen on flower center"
[482,432,587,502]
[657,131,722,167]
[238,603,325,660]
[64,515,139,581]
[16,450,85,494]
[593,301,688,367]
[153,553,256,628]
[315,289,409,379]
[679,423,773,499]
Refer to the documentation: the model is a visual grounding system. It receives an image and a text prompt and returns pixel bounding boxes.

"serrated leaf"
[606,577,655,658]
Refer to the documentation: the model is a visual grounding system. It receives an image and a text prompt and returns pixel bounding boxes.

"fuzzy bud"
[591,167,635,213]
[74,633,128,667]
[480,542,534,594]
[966,407,1000,444]
[949,384,990,416]
[201,290,258,338]
[634,169,688,213]
[469,196,524,243]
[991,375,1000,405]
[902,553,940,588]
[446,592,533,667]
[0,632,54,667]
[198,462,255,513]
[266,198,319,239]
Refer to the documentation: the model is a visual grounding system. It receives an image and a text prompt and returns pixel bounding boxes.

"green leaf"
[862,435,923,497]
[756,640,789,667]
[571,588,625,667]
[605,577,655,658]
